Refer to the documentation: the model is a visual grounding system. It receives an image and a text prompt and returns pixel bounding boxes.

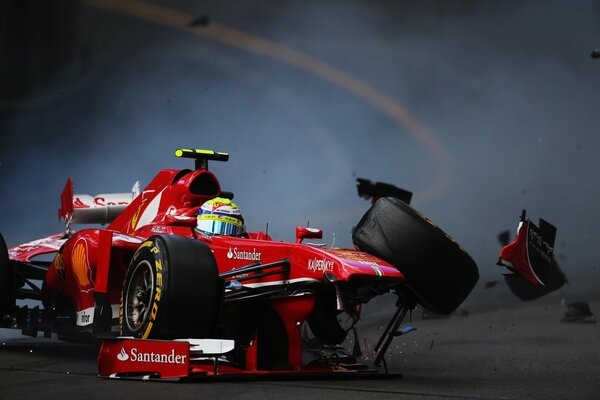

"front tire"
[120,235,223,339]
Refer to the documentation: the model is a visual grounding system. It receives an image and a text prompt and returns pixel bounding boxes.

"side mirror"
[296,226,323,244]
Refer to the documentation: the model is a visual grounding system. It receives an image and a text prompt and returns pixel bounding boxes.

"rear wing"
[58,178,140,225]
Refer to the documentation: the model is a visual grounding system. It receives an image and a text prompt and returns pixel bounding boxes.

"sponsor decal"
[73,197,90,208]
[528,228,554,262]
[166,206,177,215]
[8,236,66,258]
[151,225,168,234]
[116,347,187,364]
[53,251,66,280]
[130,198,149,232]
[227,247,261,261]
[308,257,335,273]
[326,249,378,262]
[76,306,95,326]
[371,265,383,277]
[72,239,94,293]
[99,340,189,379]
[117,347,129,361]
[93,196,130,207]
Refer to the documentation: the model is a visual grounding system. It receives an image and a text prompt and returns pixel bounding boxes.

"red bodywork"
[498,221,540,285]
[8,164,405,377]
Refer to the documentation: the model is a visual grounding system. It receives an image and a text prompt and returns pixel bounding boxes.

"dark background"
[1,0,599,313]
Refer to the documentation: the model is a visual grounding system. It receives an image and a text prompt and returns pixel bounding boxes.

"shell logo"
[53,252,66,280]
[130,198,149,233]
[72,240,94,293]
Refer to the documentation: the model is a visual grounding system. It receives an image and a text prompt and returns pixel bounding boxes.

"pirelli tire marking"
[413,208,467,254]
[120,240,165,339]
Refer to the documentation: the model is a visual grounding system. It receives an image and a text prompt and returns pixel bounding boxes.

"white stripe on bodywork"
[241,277,318,289]
[113,234,143,244]
[136,189,165,230]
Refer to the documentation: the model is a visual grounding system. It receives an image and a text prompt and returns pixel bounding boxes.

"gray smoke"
[1,0,599,312]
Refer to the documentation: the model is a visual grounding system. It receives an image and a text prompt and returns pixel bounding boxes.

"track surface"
[1,300,598,400]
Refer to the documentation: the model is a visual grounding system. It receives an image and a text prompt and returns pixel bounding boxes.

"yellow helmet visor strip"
[197,213,243,227]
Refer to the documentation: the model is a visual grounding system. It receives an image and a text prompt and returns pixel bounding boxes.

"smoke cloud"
[1,0,599,311]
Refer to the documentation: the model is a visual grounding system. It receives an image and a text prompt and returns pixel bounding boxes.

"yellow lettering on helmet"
[198,213,243,227]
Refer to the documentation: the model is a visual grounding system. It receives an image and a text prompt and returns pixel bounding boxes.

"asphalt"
[1,299,598,400]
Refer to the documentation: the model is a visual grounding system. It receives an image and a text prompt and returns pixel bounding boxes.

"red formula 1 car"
[0,149,479,379]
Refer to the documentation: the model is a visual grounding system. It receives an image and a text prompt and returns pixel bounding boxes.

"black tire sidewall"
[353,198,479,314]
[120,238,168,339]
[120,235,223,340]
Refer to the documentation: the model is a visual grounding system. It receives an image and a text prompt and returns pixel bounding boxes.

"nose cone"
[314,247,404,282]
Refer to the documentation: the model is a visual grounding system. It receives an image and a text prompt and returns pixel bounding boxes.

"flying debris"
[497,210,567,301]
[591,49,600,59]
[561,301,597,324]
[356,178,413,205]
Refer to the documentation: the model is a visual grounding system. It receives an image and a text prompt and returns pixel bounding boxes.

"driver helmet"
[196,197,244,236]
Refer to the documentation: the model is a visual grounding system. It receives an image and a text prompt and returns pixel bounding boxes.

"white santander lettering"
[227,247,261,261]
[126,348,187,364]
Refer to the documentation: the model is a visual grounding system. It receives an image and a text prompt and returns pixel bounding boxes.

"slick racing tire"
[352,197,479,315]
[0,233,15,318]
[120,235,223,339]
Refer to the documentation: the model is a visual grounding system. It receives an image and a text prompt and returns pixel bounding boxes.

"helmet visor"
[196,219,241,236]
[196,213,243,236]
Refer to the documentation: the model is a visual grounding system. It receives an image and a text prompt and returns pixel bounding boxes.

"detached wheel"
[353,197,479,315]
[120,235,223,339]
[0,233,15,318]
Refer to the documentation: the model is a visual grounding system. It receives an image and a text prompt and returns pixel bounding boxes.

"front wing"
[98,337,380,380]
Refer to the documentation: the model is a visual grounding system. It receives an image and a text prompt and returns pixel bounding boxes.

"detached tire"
[0,233,15,318]
[120,235,223,339]
[353,198,479,314]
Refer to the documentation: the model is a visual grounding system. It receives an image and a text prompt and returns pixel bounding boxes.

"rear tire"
[0,233,15,318]
[120,235,223,339]
[352,197,479,314]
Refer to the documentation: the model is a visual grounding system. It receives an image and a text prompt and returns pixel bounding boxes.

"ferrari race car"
[0,149,479,379]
